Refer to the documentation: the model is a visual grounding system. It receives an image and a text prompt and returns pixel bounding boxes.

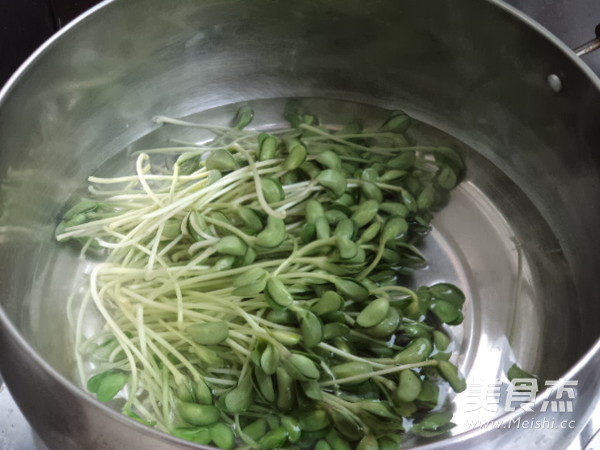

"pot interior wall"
[0,0,599,443]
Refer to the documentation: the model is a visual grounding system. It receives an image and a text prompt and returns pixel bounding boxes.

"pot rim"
[0,0,599,448]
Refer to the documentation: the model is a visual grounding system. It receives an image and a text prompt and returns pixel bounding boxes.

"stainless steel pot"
[0,0,599,449]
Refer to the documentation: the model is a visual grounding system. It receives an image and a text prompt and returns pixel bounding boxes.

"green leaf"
[179,403,221,426]
[357,297,390,328]
[256,216,286,248]
[233,105,254,129]
[283,140,308,170]
[316,170,347,198]
[171,427,212,445]
[351,200,379,228]
[379,111,411,133]
[334,278,369,301]
[216,235,248,256]
[297,309,324,347]
[210,422,236,449]
[437,360,467,393]
[266,277,294,307]
[316,150,343,171]
[187,322,229,345]
[87,370,129,403]
[258,133,280,161]
[206,149,236,171]
[261,178,285,203]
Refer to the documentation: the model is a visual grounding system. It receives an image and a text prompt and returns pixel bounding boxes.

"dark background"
[1,0,599,86]
[0,0,99,85]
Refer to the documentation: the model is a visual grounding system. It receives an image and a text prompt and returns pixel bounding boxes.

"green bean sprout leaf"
[232,276,268,297]
[261,177,285,203]
[325,209,348,225]
[430,331,450,352]
[429,300,463,325]
[429,283,465,307]
[381,215,408,243]
[256,216,286,248]
[410,422,455,438]
[297,309,324,347]
[233,105,254,129]
[300,409,331,432]
[388,152,416,170]
[172,427,212,445]
[301,380,324,401]
[322,322,350,341]
[358,401,399,420]
[281,416,302,443]
[357,297,390,328]
[87,370,129,403]
[243,418,268,441]
[224,385,253,413]
[124,410,156,427]
[361,181,383,203]
[379,111,411,134]
[316,170,347,198]
[254,367,276,402]
[216,235,248,256]
[331,362,372,383]
[194,379,213,405]
[260,344,281,375]
[334,218,355,240]
[414,410,453,431]
[258,133,280,161]
[233,266,268,287]
[237,207,264,234]
[266,277,294,307]
[394,337,433,364]
[362,306,400,338]
[437,360,467,393]
[351,200,379,228]
[283,140,308,170]
[507,364,541,391]
[62,199,99,221]
[176,152,201,175]
[258,427,289,449]
[357,222,381,244]
[179,403,221,427]
[417,185,436,211]
[437,165,457,190]
[315,216,331,240]
[395,369,422,403]
[329,409,363,441]
[92,337,121,361]
[210,422,236,449]
[306,199,326,224]
[206,149,236,172]
[380,170,408,183]
[311,290,344,315]
[285,353,320,381]
[416,379,440,408]
[316,151,343,171]
[175,380,196,403]
[336,236,358,260]
[187,322,229,345]
[379,202,409,217]
[334,278,369,301]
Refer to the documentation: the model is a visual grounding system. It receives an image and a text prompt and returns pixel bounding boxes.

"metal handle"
[574,24,600,56]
